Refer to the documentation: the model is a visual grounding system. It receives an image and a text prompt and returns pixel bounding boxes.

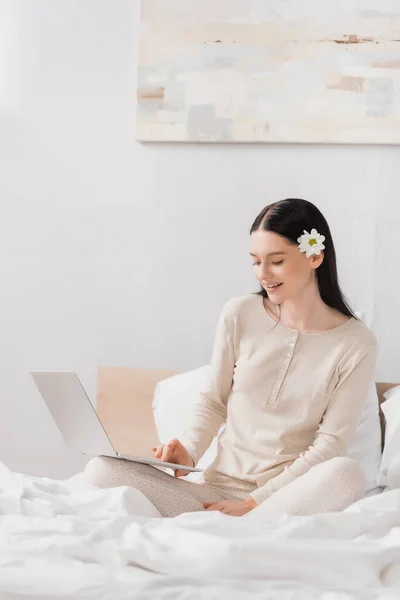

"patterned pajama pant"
[84,456,365,519]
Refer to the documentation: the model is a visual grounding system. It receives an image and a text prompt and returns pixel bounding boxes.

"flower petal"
[298,228,325,258]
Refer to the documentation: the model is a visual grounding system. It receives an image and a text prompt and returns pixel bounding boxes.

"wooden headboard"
[96,367,179,456]
[96,368,399,455]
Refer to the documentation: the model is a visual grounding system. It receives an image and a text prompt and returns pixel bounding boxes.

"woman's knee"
[84,456,125,489]
[325,456,363,476]
[322,456,366,501]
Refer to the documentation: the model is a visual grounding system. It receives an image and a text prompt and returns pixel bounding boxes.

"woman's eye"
[252,262,260,266]
[272,260,284,265]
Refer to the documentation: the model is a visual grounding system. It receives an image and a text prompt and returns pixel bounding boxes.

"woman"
[85,198,377,519]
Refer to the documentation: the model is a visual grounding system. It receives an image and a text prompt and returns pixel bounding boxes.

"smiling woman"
[250,198,356,332]
[86,198,377,519]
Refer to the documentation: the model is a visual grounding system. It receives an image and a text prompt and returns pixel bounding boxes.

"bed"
[1,369,400,599]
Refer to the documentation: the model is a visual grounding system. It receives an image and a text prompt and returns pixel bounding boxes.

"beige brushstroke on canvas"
[136,0,400,143]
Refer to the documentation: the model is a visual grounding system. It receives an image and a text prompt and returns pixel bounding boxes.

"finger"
[167,439,181,454]
[161,445,171,461]
[175,469,188,477]
[155,447,164,459]
[204,503,221,511]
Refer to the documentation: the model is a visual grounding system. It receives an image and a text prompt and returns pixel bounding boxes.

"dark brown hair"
[250,198,356,318]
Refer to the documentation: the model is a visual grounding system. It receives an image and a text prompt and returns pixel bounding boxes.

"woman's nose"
[258,267,271,282]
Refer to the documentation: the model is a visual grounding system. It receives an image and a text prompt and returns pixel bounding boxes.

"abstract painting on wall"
[136,1,400,143]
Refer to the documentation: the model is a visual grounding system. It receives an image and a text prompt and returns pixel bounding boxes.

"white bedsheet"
[1,462,400,600]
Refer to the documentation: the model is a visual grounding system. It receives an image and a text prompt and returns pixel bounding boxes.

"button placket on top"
[268,330,299,407]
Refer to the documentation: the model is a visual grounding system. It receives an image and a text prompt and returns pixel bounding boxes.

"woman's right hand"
[152,438,195,477]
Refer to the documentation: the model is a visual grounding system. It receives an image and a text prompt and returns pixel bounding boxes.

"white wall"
[0,0,399,478]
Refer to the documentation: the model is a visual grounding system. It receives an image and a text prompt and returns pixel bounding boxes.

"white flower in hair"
[297,229,325,258]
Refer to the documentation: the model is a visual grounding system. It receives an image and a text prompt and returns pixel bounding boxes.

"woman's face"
[250,230,323,304]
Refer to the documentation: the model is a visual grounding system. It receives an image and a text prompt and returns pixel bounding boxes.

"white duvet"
[1,462,400,600]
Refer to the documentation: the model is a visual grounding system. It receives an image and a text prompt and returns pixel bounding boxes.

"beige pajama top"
[180,294,377,504]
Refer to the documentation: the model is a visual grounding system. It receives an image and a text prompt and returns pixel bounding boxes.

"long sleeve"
[180,304,235,465]
[251,342,377,505]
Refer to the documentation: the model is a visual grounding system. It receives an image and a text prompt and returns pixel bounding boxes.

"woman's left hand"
[203,497,258,516]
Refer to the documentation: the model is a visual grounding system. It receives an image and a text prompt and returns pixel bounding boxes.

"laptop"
[31,371,202,473]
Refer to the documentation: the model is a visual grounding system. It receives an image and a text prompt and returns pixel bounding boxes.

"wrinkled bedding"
[1,462,400,599]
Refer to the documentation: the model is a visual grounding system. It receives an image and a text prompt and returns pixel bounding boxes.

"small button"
[287,353,291,358]
[289,342,295,347]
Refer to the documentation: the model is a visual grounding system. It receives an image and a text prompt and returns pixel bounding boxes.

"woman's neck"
[267,282,349,334]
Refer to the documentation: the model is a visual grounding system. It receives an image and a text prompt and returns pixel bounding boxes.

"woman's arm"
[251,341,377,505]
[180,303,235,466]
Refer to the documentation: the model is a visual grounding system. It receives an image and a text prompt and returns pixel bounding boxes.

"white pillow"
[153,365,210,445]
[346,382,382,494]
[351,310,382,494]
[377,385,400,489]
[153,363,382,493]
[152,365,220,481]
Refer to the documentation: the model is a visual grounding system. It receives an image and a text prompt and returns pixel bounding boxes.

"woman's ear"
[310,250,324,270]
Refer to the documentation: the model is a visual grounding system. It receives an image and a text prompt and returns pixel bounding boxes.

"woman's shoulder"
[335,319,377,369]
[346,317,377,349]
[220,293,259,320]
